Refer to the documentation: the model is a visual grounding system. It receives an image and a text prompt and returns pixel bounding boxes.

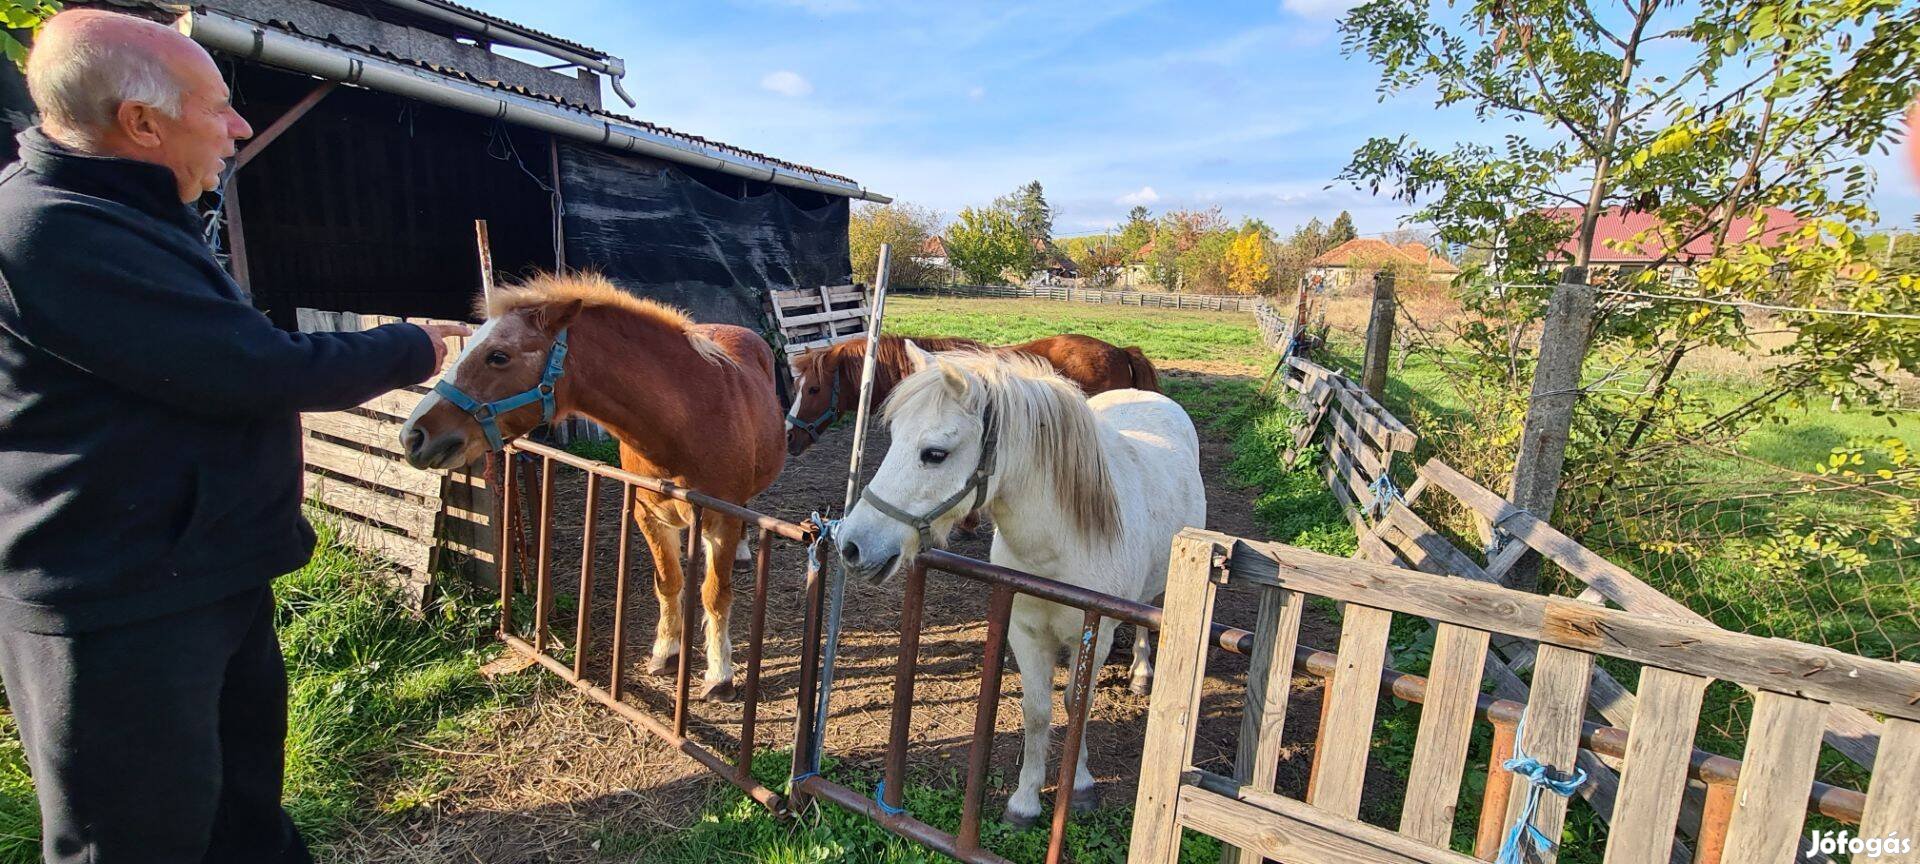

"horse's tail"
[1123,347,1160,392]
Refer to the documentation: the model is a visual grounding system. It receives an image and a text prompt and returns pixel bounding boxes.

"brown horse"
[402,274,785,701]
[785,333,1160,456]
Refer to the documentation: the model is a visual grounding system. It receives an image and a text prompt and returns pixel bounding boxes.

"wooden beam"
[234,81,338,171]
[1208,532,1920,723]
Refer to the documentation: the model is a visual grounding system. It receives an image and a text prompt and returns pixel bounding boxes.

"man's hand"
[414,323,474,370]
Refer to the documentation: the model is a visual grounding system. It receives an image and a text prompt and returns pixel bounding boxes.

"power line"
[1593,287,1920,321]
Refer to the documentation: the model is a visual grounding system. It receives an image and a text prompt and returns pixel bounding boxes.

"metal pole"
[843,244,893,514]
[802,244,895,792]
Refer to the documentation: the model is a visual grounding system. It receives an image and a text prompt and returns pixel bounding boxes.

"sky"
[481,0,1920,237]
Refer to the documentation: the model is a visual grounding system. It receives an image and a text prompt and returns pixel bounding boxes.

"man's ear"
[117,101,165,149]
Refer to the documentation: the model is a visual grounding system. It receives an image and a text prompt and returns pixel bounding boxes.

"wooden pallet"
[771,284,869,363]
[296,309,495,602]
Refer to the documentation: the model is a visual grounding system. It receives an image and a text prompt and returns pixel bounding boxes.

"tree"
[944,207,1030,286]
[3,1,60,70]
[1226,229,1275,295]
[1329,211,1357,244]
[996,181,1054,269]
[1062,235,1126,288]
[1117,206,1154,259]
[848,202,943,288]
[1339,0,1920,578]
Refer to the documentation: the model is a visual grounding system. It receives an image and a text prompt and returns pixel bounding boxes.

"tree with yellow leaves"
[1225,229,1273,295]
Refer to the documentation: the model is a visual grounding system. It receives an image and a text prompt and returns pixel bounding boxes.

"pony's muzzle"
[401,424,465,470]
[836,537,901,585]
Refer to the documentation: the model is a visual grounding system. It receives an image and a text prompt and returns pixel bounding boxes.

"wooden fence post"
[1360,270,1397,399]
[1505,266,1597,591]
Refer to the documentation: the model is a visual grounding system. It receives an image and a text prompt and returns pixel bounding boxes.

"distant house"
[1028,239,1078,284]
[1540,207,1802,278]
[915,236,950,269]
[1308,238,1461,291]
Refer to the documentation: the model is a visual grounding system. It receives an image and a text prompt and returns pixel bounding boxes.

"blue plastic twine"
[1496,712,1588,864]
[872,779,907,817]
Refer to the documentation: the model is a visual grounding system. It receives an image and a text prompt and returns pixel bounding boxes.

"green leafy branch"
[2,1,60,71]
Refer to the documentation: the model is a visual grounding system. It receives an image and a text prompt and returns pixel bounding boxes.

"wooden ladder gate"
[1132,529,1920,864]
[295,309,493,602]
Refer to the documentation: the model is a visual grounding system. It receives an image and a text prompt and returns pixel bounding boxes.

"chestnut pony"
[785,334,1159,456]
[402,274,784,701]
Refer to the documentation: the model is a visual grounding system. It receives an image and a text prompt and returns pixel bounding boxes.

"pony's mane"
[798,335,986,391]
[886,351,1121,541]
[483,272,730,366]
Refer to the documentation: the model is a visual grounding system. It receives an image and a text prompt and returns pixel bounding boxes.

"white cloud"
[1118,186,1160,205]
[967,86,987,102]
[759,70,815,97]
[1280,0,1363,21]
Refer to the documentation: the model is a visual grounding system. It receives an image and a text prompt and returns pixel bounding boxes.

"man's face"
[149,47,251,202]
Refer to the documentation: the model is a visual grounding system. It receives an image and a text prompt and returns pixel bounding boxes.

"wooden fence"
[1132,529,1919,864]
[1163,350,1899,862]
[916,284,1261,312]
[296,309,494,600]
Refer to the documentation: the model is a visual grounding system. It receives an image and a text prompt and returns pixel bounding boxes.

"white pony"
[834,345,1206,826]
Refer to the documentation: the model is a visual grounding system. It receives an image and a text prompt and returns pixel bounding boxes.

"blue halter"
[432,329,570,451]
[789,373,843,444]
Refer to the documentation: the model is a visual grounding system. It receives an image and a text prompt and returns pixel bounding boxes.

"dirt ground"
[326,368,1340,863]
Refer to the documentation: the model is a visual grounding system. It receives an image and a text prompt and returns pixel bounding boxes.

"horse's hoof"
[1071,784,1101,813]
[1002,808,1041,830]
[700,678,738,702]
[645,653,679,676]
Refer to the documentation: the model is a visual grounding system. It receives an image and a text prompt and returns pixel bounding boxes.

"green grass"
[0,520,526,861]
[607,750,1223,864]
[886,296,1270,369]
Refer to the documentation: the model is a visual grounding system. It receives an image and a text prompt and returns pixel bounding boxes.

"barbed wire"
[1475,282,1920,321]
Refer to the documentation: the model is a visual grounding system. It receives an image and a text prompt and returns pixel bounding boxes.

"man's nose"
[232,112,254,140]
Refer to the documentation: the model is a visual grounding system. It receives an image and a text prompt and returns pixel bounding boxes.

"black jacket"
[0,129,436,633]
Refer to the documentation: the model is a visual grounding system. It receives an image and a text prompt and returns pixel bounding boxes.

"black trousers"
[0,586,312,864]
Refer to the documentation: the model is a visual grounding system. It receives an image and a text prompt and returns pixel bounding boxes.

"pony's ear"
[534,298,584,336]
[903,340,936,374]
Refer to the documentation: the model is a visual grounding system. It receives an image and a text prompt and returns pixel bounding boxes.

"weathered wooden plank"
[1212,534,1920,723]
[1183,773,1483,864]
[1326,376,1416,452]
[1858,718,1920,864]
[1719,693,1826,864]
[1499,644,1593,864]
[1130,533,1225,864]
[307,508,431,573]
[1325,437,1378,515]
[358,389,426,423]
[775,306,869,328]
[303,473,437,537]
[1223,585,1305,864]
[1602,668,1709,864]
[1328,411,1388,479]
[1308,603,1394,817]
[1399,623,1490,846]
[304,410,406,456]
[303,437,441,497]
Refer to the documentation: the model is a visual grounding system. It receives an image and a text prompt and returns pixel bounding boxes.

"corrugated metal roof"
[404,0,605,58]
[179,0,862,187]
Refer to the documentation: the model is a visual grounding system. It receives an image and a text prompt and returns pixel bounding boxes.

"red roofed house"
[1308,238,1461,291]
[1540,207,1803,276]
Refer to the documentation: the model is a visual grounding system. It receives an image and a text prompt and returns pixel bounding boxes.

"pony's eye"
[486,351,510,367]
[920,447,949,465]
[808,386,820,395]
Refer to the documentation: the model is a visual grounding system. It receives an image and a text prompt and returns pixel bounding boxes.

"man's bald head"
[23,9,251,201]
[26,10,202,148]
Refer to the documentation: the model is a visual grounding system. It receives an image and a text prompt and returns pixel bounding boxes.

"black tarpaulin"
[558,142,851,330]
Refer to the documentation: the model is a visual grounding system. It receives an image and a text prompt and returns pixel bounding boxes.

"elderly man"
[0,10,468,863]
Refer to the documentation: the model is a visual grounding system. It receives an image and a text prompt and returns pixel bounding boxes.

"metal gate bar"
[493,439,813,814]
